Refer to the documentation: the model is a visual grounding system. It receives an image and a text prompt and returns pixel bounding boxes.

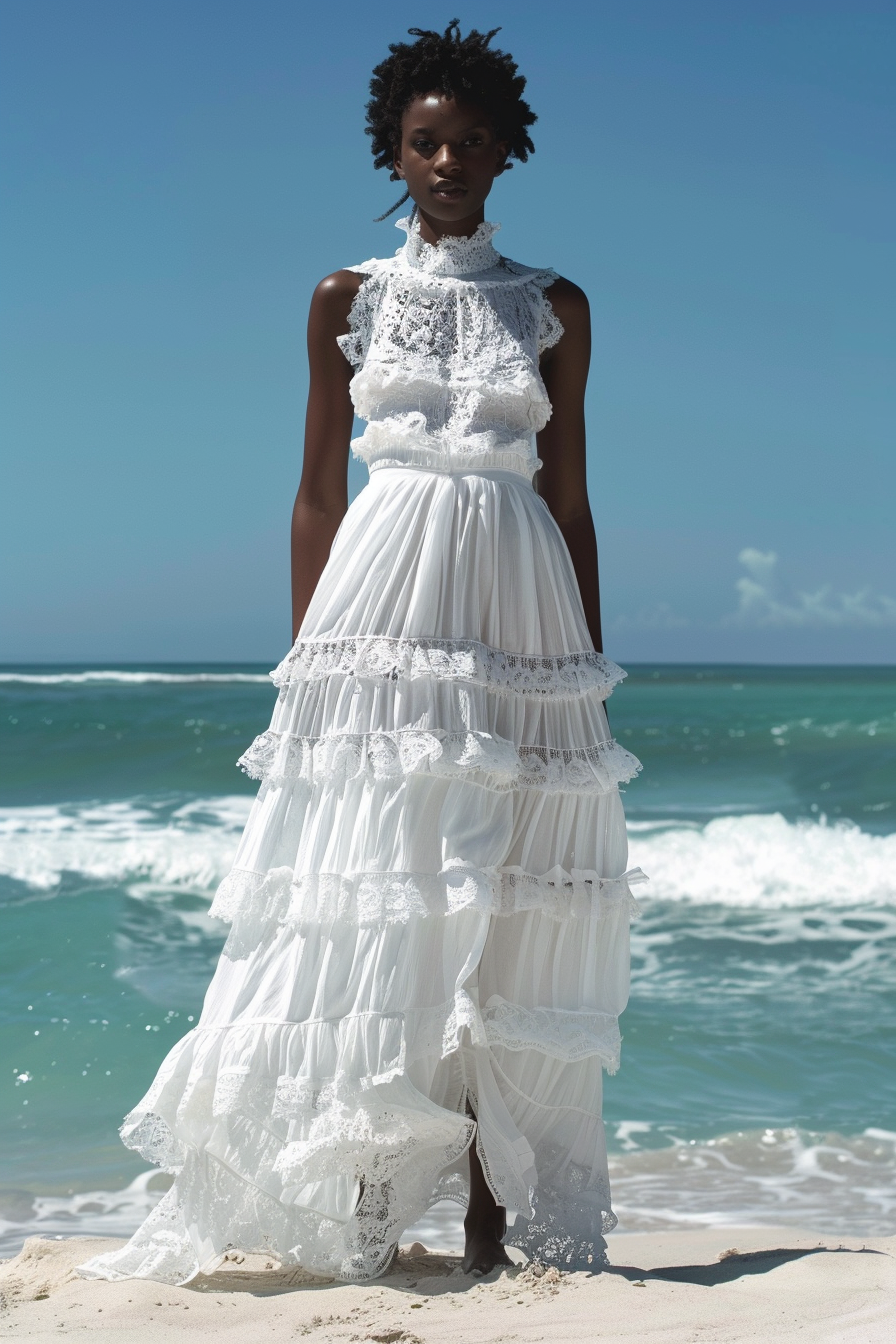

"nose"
[432,140,462,176]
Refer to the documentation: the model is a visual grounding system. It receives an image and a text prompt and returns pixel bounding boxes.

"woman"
[79,20,643,1286]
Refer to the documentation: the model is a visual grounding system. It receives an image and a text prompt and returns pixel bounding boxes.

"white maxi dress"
[79,214,644,1286]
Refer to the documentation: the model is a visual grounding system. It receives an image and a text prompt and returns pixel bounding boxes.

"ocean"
[2,663,894,1256]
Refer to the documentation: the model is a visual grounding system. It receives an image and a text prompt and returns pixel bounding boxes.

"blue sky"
[2,0,894,663]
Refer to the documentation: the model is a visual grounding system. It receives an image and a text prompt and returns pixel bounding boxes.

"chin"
[424,196,484,220]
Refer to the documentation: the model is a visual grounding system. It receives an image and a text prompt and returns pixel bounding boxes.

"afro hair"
[365,19,537,182]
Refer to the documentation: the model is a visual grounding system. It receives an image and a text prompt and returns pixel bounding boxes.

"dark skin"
[292,94,603,1274]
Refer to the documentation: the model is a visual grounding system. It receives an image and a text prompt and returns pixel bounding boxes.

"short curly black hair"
[366,19,537,183]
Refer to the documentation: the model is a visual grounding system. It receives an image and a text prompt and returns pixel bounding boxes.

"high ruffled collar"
[396,212,502,277]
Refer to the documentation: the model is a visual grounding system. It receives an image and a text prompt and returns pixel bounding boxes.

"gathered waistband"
[367,460,534,487]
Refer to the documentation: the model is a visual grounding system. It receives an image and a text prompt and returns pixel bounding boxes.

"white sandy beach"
[1,1227,892,1343]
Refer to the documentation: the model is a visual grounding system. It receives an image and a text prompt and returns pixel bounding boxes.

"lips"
[431,181,467,199]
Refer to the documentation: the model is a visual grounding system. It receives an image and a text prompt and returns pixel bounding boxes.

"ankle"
[464,1203,506,1234]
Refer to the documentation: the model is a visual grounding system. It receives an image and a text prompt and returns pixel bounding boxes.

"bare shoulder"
[545,275,590,324]
[308,269,367,344]
[314,269,366,301]
[311,268,365,317]
[540,277,590,375]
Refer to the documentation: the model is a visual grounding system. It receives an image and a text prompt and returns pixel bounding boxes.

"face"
[393,93,510,234]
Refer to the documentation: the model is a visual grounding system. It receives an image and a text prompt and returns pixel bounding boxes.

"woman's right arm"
[290,270,364,642]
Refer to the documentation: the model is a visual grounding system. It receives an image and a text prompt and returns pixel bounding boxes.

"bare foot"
[462,1210,514,1275]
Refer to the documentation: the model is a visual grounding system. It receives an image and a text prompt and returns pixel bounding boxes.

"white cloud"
[726,549,896,629]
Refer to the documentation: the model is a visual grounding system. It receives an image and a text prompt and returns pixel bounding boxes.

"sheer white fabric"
[339,216,563,479]
[78,213,643,1288]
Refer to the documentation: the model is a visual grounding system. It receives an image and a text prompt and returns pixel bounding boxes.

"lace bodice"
[337,213,564,480]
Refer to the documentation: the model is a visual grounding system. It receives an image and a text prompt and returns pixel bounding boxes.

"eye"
[412,138,434,151]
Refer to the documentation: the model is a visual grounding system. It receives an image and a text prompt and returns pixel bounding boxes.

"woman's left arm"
[535,279,604,653]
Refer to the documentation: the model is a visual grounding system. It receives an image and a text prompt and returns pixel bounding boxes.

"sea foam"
[1,802,894,910]
[0,797,252,897]
[608,1125,896,1237]
[629,814,896,908]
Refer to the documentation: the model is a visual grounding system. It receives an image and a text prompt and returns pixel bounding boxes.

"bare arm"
[535,278,604,653]
[291,270,363,641]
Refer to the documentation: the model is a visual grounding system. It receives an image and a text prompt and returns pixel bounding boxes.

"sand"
[0,1227,892,1343]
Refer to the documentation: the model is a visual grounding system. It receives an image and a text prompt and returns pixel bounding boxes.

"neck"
[415,204,486,246]
[397,211,501,277]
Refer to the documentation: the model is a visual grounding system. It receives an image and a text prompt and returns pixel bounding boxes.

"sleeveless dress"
[78,214,644,1286]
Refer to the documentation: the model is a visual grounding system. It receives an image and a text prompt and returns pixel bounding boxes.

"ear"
[392,147,405,181]
[495,142,512,176]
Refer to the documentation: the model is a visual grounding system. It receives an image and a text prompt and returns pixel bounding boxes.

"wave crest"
[629,813,896,908]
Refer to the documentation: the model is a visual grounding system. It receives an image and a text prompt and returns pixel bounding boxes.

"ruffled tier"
[77,972,622,1283]
[191,902,631,1065]
[78,1060,614,1284]
[79,452,639,1286]
[113,996,626,1136]
[76,887,632,1281]
[240,658,640,796]
[210,861,645,934]
[238,726,639,794]
[218,772,636,947]
[79,1082,477,1285]
[272,634,625,700]
[78,885,629,1283]
[349,414,542,479]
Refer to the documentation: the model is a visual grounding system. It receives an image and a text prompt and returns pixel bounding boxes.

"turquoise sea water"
[2,664,895,1254]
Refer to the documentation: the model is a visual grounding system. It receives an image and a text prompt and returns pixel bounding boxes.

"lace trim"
[343,253,560,293]
[78,1115,476,1284]
[209,862,646,932]
[270,1092,473,1203]
[123,1113,185,1173]
[78,1048,616,1283]
[335,254,563,388]
[236,728,642,795]
[95,1074,614,1283]
[77,1144,613,1286]
[336,269,385,369]
[506,1145,616,1268]
[271,636,626,700]
[482,996,622,1070]
[537,282,565,355]
[77,1145,612,1279]
[77,1183,202,1286]
[396,213,502,277]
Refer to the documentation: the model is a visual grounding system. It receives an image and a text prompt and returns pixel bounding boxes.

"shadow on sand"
[607,1244,888,1288]
[185,1241,892,1296]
